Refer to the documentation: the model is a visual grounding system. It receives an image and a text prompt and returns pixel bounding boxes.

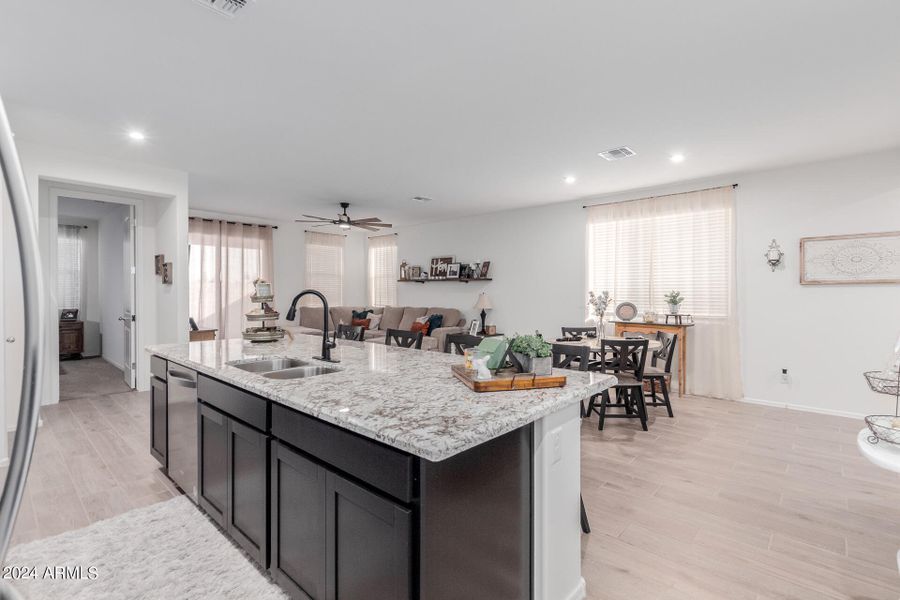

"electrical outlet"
[551,429,562,464]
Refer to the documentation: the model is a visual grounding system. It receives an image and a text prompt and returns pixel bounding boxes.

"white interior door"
[122,206,136,389]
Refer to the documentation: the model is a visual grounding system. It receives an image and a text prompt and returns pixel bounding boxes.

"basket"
[864,415,900,445]
[865,371,900,396]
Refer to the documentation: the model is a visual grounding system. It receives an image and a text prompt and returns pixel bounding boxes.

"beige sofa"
[287,305,467,352]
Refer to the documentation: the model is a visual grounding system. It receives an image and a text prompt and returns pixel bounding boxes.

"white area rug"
[6,496,288,600]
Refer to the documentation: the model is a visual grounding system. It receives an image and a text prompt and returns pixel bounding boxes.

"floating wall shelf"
[398,278,493,284]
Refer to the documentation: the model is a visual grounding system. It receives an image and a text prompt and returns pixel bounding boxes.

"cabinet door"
[270,441,326,600]
[198,403,227,527]
[326,473,411,600]
[149,377,167,468]
[228,418,269,567]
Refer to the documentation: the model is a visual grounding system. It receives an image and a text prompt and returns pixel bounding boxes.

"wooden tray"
[451,364,566,392]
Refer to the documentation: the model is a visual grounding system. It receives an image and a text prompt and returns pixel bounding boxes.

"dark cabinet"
[271,441,326,600]
[326,473,412,600]
[199,403,228,527]
[199,402,270,567]
[150,376,167,468]
[59,320,84,356]
[228,418,269,566]
[270,441,411,600]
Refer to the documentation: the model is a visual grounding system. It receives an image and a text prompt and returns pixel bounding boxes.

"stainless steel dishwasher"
[167,365,198,503]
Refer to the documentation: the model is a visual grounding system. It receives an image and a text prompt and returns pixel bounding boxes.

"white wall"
[55,212,101,356]
[3,141,189,420]
[396,147,900,417]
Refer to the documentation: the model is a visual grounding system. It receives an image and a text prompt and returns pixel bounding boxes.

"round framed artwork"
[615,302,638,321]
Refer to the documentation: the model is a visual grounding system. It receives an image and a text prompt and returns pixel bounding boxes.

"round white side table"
[856,428,900,574]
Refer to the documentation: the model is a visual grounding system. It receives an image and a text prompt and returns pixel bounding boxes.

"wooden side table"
[612,320,693,397]
[59,320,84,359]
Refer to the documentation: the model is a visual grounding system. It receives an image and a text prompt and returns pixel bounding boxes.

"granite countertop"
[146,336,615,462]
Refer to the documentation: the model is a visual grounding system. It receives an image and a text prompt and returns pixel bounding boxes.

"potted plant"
[509,333,553,375]
[664,290,685,314]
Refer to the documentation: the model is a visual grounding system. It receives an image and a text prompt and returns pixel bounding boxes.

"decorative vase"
[668,303,680,315]
[595,316,606,341]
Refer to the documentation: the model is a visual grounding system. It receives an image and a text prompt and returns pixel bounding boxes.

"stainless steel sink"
[262,366,340,380]
[228,358,310,373]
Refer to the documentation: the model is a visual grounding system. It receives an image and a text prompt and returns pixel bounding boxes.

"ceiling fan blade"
[366,222,393,228]
[295,219,336,223]
[352,223,380,232]
[301,214,331,221]
[349,217,382,223]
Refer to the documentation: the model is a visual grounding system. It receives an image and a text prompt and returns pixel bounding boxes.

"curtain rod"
[189,216,278,229]
[368,232,398,239]
[582,183,738,209]
[304,229,347,237]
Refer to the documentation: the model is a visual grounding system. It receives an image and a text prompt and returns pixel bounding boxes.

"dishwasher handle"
[167,368,197,388]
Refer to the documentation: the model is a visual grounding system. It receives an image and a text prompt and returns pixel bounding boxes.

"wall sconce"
[765,239,784,271]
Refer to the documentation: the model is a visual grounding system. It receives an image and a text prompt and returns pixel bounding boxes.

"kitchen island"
[147,335,615,600]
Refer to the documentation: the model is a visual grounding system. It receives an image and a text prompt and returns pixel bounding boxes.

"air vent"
[192,0,252,18]
[411,196,433,203]
[598,146,636,161]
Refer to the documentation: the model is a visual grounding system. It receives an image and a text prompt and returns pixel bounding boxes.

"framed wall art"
[430,256,454,278]
[800,231,900,285]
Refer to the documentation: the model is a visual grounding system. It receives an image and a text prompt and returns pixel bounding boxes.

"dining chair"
[385,328,424,350]
[552,343,591,416]
[444,333,483,355]
[585,338,650,431]
[643,332,677,418]
[336,324,365,342]
[560,326,595,339]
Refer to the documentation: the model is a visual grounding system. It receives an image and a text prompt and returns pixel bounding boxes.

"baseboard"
[564,578,587,600]
[7,418,43,433]
[740,396,866,420]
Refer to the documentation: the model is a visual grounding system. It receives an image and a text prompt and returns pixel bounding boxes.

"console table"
[612,320,693,397]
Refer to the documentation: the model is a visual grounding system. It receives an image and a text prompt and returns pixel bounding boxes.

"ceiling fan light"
[339,223,351,230]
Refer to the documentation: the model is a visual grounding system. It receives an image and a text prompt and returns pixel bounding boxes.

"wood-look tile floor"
[581,395,900,600]
[5,367,900,599]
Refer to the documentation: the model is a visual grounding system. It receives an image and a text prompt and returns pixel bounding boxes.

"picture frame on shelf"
[409,266,421,279]
[447,263,461,278]
[430,256,454,278]
[479,261,491,278]
[60,308,78,321]
[468,319,480,336]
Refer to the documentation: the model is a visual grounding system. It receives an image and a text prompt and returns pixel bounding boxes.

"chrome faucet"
[286,289,338,363]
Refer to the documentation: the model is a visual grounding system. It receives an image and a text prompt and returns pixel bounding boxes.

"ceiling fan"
[295,202,393,232]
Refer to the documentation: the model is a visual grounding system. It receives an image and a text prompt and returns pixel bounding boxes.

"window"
[367,234,397,307]
[587,187,734,318]
[189,219,274,338]
[303,231,344,306]
[57,225,84,311]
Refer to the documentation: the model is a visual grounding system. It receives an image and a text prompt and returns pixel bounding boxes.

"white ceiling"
[2,0,900,225]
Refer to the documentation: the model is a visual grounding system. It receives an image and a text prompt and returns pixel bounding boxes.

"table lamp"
[473,292,493,335]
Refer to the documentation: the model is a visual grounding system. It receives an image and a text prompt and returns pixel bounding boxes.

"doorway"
[54,194,137,400]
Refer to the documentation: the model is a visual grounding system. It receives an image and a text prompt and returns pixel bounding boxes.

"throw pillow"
[351,318,371,329]
[425,313,443,336]
[352,309,372,320]
[367,313,382,330]
[410,321,430,335]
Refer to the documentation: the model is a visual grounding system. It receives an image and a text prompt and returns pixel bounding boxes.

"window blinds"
[586,186,735,318]
[57,225,84,312]
[303,231,344,306]
[367,234,398,307]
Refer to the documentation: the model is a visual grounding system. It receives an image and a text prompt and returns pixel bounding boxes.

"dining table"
[554,335,663,354]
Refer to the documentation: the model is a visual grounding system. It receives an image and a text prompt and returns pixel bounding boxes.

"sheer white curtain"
[587,186,743,400]
[303,231,344,306]
[367,234,397,307]
[188,219,274,339]
[57,225,85,315]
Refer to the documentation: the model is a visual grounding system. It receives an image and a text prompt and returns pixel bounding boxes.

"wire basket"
[865,415,900,445]
[865,371,900,396]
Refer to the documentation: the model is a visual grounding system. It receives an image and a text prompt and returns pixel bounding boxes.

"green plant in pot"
[509,333,553,376]
[664,290,685,314]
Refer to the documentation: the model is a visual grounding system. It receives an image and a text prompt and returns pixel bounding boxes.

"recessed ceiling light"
[128,130,146,142]
[670,153,685,164]
[563,175,577,185]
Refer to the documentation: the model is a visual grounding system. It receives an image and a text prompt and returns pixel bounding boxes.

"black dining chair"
[643,332,677,418]
[336,324,365,342]
[385,328,424,350]
[585,338,650,431]
[560,326,595,339]
[444,333,483,355]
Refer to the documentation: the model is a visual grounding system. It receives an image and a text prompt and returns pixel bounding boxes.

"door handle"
[118,316,127,322]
